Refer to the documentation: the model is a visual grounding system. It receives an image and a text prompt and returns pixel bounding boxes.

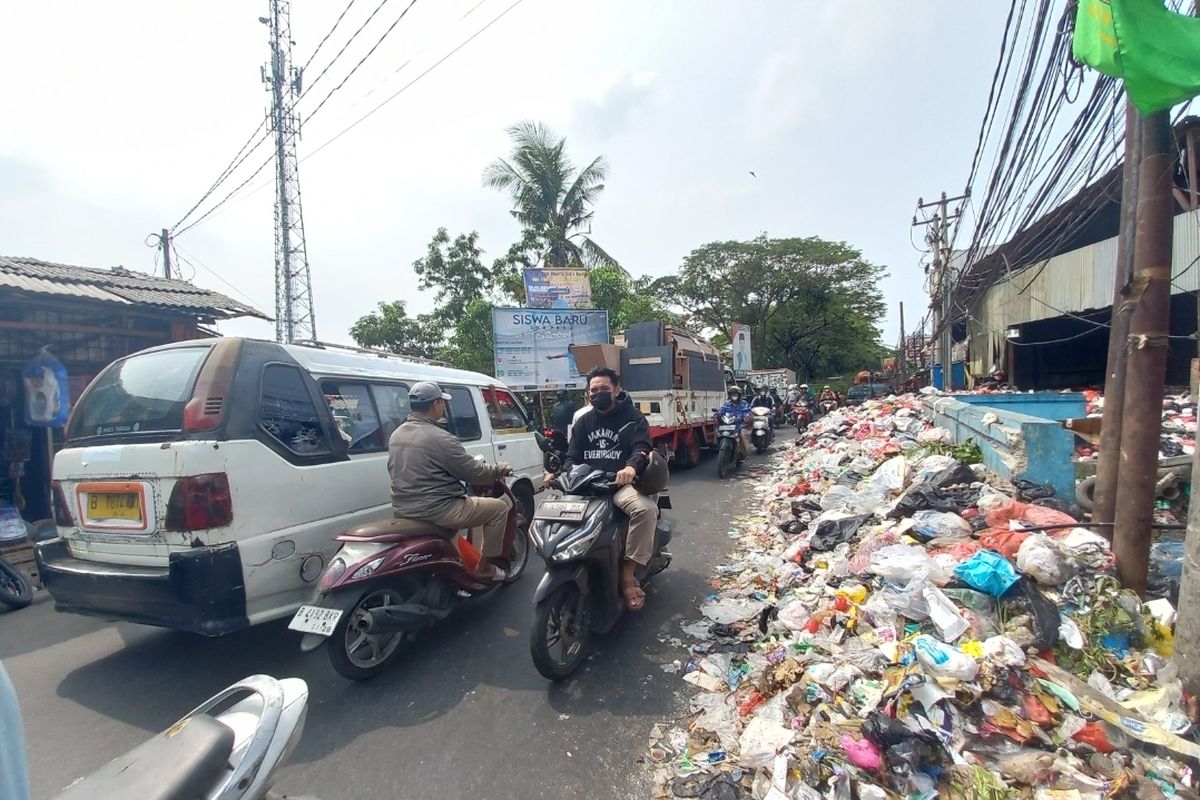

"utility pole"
[914,192,966,390]
[898,301,907,385]
[160,228,173,280]
[1093,103,1142,529]
[263,0,316,343]
[1111,109,1174,598]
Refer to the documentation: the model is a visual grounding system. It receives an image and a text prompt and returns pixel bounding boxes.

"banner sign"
[731,323,753,377]
[492,308,610,390]
[523,268,592,309]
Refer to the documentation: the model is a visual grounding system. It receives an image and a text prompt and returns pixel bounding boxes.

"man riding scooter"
[389,381,513,581]
[718,385,751,464]
[548,367,657,611]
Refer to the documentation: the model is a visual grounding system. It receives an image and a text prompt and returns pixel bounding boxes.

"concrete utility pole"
[263,0,317,343]
[898,301,907,383]
[1093,104,1141,530]
[914,193,966,390]
[1111,109,1174,597]
[160,228,173,280]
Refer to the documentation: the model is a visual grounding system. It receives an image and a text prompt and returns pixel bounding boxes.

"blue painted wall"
[955,392,1085,422]
[922,396,1076,499]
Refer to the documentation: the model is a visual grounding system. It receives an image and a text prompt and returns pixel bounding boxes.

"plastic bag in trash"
[869,544,951,584]
[910,510,973,541]
[913,634,979,680]
[810,514,872,551]
[1014,478,1055,501]
[975,485,1011,515]
[820,485,854,511]
[866,455,908,493]
[954,550,1019,596]
[888,482,980,519]
[999,577,1060,651]
[1015,534,1075,586]
[861,711,915,747]
[930,461,977,488]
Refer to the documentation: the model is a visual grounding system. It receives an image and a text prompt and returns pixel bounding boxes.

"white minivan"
[38,337,543,635]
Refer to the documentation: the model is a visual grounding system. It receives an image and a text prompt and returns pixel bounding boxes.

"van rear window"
[69,347,209,438]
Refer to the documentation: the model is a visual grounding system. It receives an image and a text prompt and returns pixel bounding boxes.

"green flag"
[1074,0,1200,114]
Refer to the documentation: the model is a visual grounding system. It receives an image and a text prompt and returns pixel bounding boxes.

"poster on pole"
[492,308,610,390]
[523,269,592,309]
[731,323,753,377]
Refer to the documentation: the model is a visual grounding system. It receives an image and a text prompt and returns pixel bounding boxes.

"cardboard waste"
[650,396,1198,800]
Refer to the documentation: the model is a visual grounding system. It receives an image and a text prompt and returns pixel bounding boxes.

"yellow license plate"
[88,493,142,521]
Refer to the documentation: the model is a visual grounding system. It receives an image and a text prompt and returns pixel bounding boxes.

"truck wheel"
[1076,475,1096,513]
[672,432,702,470]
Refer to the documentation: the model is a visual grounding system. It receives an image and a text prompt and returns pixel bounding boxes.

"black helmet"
[639,451,670,494]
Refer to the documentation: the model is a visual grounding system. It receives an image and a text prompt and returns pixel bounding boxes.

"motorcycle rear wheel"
[327,586,408,680]
[0,558,31,610]
[530,584,591,681]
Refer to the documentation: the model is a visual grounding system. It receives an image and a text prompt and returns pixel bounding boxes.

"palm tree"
[483,121,617,269]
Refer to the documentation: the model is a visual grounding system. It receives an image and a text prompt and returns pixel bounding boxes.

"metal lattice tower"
[264,0,316,343]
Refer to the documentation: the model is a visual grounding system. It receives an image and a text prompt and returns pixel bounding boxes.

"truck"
[746,368,796,392]
[571,321,727,469]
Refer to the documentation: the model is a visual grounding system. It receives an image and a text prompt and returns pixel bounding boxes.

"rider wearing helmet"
[785,384,802,405]
[718,385,750,463]
[819,385,837,404]
[750,386,775,410]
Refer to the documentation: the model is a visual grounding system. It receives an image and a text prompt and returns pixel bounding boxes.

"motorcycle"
[291,480,531,680]
[749,406,774,454]
[529,432,672,681]
[714,410,743,479]
[818,398,839,416]
[794,401,813,433]
[0,554,32,610]
[52,674,308,800]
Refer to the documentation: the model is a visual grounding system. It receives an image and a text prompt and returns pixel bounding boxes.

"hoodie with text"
[563,391,652,475]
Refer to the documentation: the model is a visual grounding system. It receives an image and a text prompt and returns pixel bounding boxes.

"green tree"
[349,300,444,359]
[588,265,680,333]
[438,299,496,376]
[657,234,886,377]
[483,121,617,268]
[412,228,494,320]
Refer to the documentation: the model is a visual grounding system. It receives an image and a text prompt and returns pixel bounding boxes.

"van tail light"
[166,473,233,531]
[52,481,75,527]
[184,338,242,432]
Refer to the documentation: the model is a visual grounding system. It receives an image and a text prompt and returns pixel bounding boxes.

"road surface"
[2,454,765,800]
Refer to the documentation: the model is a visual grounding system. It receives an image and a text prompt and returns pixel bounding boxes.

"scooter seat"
[339,516,457,542]
[54,714,234,800]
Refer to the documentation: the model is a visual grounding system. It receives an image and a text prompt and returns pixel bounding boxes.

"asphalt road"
[1,452,767,800]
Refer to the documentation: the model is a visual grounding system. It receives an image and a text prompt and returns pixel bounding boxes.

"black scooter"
[528,431,672,681]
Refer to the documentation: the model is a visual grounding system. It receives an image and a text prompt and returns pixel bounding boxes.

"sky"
[0,0,1012,349]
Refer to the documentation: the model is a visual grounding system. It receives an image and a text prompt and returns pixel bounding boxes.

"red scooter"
[794,401,813,433]
[291,481,530,680]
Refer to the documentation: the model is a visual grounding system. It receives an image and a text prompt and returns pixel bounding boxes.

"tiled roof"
[0,256,268,320]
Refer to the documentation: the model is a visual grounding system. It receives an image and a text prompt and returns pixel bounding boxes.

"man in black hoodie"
[560,366,656,610]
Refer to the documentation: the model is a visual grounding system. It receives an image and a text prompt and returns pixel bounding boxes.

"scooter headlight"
[350,556,384,581]
[318,557,348,591]
[552,527,602,562]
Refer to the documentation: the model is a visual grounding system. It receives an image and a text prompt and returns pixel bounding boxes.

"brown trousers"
[430,494,513,558]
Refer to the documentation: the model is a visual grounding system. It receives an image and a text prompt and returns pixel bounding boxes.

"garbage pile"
[651,397,1198,800]
[1077,390,1197,460]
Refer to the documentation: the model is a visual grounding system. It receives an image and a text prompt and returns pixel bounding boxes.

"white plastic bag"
[917,426,954,445]
[912,634,979,681]
[975,485,1011,515]
[777,600,811,632]
[820,485,854,511]
[922,585,969,641]
[911,510,973,540]
[869,544,951,585]
[701,598,768,624]
[867,455,908,493]
[738,717,795,768]
[1016,534,1074,586]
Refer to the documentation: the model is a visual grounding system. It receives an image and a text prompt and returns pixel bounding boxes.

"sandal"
[621,580,646,611]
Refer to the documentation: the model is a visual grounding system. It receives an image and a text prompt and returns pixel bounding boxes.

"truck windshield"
[68,347,210,439]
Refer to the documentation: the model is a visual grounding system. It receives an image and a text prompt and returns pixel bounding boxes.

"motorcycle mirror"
[711,408,719,413]
[533,430,554,453]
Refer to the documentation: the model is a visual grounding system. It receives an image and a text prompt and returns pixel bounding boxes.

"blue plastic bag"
[954,550,1019,597]
[22,351,70,428]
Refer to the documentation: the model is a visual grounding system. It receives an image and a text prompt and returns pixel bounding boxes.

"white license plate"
[718,425,737,433]
[288,605,343,636]
[536,500,588,521]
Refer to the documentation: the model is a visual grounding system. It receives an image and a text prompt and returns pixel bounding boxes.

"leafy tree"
[412,228,494,320]
[483,121,617,268]
[349,300,444,359]
[656,234,886,378]
[438,299,496,376]
[588,265,680,333]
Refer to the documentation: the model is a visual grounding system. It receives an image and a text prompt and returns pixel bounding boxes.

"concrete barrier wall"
[954,392,1086,422]
[921,396,1076,499]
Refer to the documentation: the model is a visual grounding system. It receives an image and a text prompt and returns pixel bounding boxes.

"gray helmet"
[639,451,670,494]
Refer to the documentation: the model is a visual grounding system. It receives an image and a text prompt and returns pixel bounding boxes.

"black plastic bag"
[1032,496,1083,520]
[836,470,865,489]
[930,462,976,489]
[888,483,980,519]
[999,577,1060,650]
[862,711,914,748]
[793,498,822,515]
[886,738,938,777]
[1014,479,1054,501]
[810,514,872,551]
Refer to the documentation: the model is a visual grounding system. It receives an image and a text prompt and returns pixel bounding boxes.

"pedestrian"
[550,389,578,452]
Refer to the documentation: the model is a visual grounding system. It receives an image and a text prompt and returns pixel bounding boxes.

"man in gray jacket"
[388,381,513,581]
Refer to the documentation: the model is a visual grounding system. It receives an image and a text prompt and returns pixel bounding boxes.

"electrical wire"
[173,244,270,308]
[301,0,359,71]
[169,121,269,233]
[174,153,274,237]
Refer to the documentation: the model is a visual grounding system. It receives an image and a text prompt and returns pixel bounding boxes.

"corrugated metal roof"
[0,256,267,320]
[974,209,1200,332]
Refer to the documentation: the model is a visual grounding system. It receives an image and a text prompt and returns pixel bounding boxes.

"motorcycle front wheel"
[0,558,31,610]
[717,441,733,479]
[530,584,591,681]
[327,585,408,681]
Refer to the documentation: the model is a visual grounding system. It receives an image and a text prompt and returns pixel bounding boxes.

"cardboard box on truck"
[569,343,622,374]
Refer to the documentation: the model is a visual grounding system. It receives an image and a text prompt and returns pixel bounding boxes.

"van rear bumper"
[36,539,249,636]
